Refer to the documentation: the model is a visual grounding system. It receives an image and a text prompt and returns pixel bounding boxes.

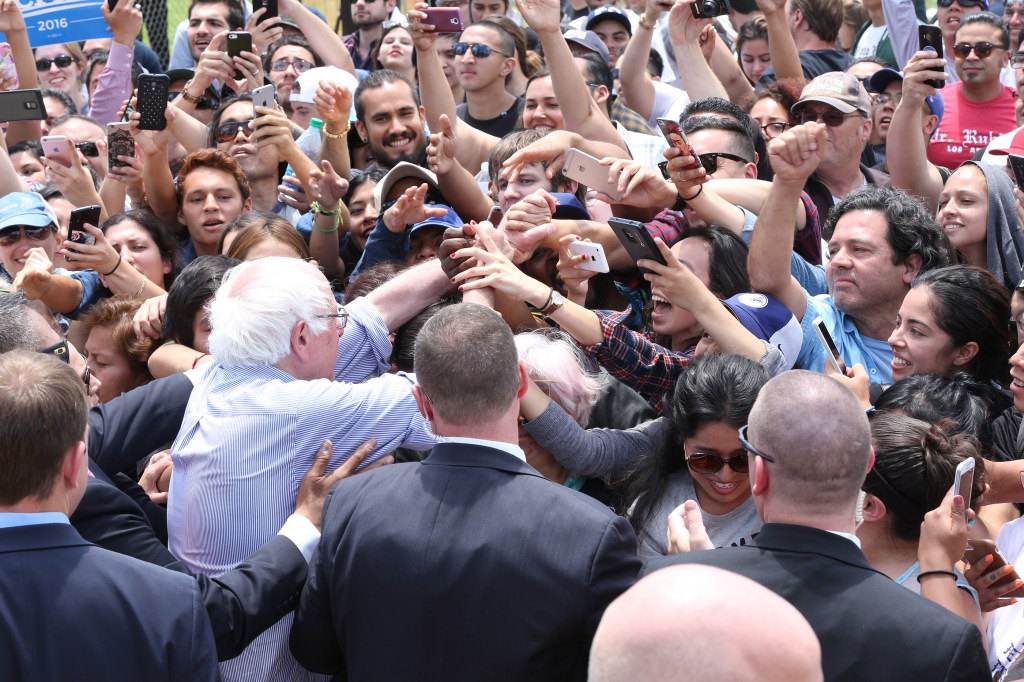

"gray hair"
[0,291,41,354]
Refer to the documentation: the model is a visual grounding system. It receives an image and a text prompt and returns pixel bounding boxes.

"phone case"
[657,118,709,173]
[137,74,169,131]
[563,148,624,201]
[0,89,46,122]
[1009,155,1024,192]
[41,135,73,168]
[609,218,666,274]
[252,84,276,110]
[919,26,945,90]
[227,32,253,80]
[0,43,17,88]
[107,123,135,168]
[423,7,465,31]
[568,240,610,273]
[69,205,101,246]
[254,0,278,23]
[812,318,845,374]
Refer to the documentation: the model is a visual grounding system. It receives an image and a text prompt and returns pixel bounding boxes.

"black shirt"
[456,96,525,138]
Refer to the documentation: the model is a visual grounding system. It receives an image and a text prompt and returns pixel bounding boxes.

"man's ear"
[516,360,529,400]
[412,384,434,422]
[354,120,368,143]
[593,84,610,107]
[902,253,924,284]
[290,320,312,361]
[750,455,770,496]
[500,56,516,78]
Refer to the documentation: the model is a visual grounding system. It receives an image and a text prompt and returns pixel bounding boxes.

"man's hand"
[515,0,562,35]
[309,160,349,211]
[192,32,235,91]
[664,144,707,197]
[407,2,440,51]
[251,105,297,154]
[383,183,448,233]
[753,0,787,15]
[42,145,99,209]
[314,81,353,133]
[644,0,673,26]
[502,130,581,182]
[295,438,392,530]
[667,500,714,554]
[766,121,827,184]
[438,224,477,279]
[133,293,167,340]
[667,0,712,47]
[247,8,284,53]
[502,191,557,264]
[12,247,54,298]
[103,0,144,46]
[277,175,310,213]
[427,113,458,176]
[901,50,948,106]
[140,450,173,504]
[600,157,677,207]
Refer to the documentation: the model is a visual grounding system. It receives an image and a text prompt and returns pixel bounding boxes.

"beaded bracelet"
[322,122,352,139]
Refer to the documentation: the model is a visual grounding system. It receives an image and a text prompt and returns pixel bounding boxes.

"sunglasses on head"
[937,0,986,7]
[35,54,76,70]
[685,450,750,474]
[215,119,254,143]
[797,108,863,127]
[953,41,1006,58]
[0,224,57,247]
[75,141,99,158]
[696,151,751,174]
[452,42,510,58]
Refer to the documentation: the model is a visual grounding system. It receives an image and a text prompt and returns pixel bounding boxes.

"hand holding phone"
[68,205,102,247]
[136,74,169,131]
[609,218,667,274]
[567,240,610,273]
[562,148,624,202]
[812,317,847,375]
[41,135,73,168]
[918,25,945,90]
[422,6,465,31]
[953,458,976,512]
[107,122,135,169]
[226,32,253,80]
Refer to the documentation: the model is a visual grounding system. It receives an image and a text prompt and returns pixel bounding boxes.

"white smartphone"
[812,317,846,374]
[568,240,610,273]
[252,84,276,110]
[562,147,624,202]
[953,458,976,512]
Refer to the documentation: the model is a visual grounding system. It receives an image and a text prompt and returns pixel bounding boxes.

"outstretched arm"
[756,0,802,82]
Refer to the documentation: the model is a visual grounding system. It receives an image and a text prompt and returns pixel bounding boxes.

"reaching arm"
[616,3,666,121]
[279,0,355,73]
[0,0,39,145]
[365,258,454,331]
[710,35,754,103]
[315,82,353,182]
[756,0,803,82]
[427,114,494,222]
[882,0,923,69]
[307,161,351,282]
[667,1,728,101]
[89,0,142,127]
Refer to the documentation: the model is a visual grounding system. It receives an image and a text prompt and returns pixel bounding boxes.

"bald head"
[748,370,870,515]
[590,565,823,682]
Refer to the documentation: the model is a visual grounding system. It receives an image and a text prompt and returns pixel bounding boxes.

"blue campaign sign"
[20,0,110,47]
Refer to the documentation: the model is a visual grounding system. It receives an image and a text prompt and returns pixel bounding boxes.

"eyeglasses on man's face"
[452,42,510,59]
[315,305,349,332]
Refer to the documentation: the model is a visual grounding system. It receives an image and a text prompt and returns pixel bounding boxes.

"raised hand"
[515,0,562,36]
[406,2,439,51]
[600,157,677,207]
[502,190,557,264]
[247,8,284,53]
[556,234,598,305]
[309,160,349,211]
[314,81,353,134]
[766,121,827,184]
[667,500,715,554]
[383,183,449,233]
[427,113,458,176]
[668,0,713,47]
[103,0,144,46]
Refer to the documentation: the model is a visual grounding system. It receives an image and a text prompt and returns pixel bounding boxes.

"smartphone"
[1009,155,1024,192]
[657,118,706,172]
[0,43,17,88]
[563,148,624,202]
[252,83,276,111]
[812,317,846,374]
[487,205,503,225]
[68,205,101,247]
[253,0,278,23]
[691,0,730,18]
[41,135,73,168]
[658,160,670,180]
[226,31,253,80]
[137,73,169,131]
[963,539,1024,596]
[568,240,610,273]
[422,6,465,31]
[106,122,135,169]
[609,217,667,274]
[919,25,945,90]
[953,457,976,511]
[0,89,45,122]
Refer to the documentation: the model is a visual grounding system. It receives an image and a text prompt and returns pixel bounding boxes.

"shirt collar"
[827,529,862,548]
[436,436,526,463]
[0,512,70,529]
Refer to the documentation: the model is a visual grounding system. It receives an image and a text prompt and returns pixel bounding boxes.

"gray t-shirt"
[636,469,762,562]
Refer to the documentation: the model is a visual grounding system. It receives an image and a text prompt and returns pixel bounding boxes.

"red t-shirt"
[926,82,1018,168]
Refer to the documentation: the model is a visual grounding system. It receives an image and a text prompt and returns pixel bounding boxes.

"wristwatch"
[541,290,566,316]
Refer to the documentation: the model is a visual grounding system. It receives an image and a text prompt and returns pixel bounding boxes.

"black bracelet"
[681,185,703,202]
[916,570,957,583]
[102,253,122,277]
[672,185,703,212]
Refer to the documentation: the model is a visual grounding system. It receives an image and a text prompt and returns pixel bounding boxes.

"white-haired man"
[168,256,448,682]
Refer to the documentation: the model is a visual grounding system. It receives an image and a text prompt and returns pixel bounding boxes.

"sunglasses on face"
[685,450,750,474]
[937,0,987,7]
[797,108,862,127]
[696,151,751,174]
[35,54,76,70]
[270,58,313,73]
[953,41,1006,58]
[452,42,511,58]
[215,119,254,143]
[0,224,57,247]
[75,141,99,158]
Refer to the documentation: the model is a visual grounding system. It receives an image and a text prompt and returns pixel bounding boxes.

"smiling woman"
[34,43,86,111]
[373,24,417,81]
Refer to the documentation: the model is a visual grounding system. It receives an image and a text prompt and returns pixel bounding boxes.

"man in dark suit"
[291,303,641,681]
[0,350,219,681]
[645,370,990,682]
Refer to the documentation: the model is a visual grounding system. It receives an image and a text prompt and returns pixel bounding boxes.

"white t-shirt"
[854,23,888,59]
[987,516,1024,676]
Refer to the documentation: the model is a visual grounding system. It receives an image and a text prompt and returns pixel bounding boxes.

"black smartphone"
[609,217,667,274]
[1009,154,1024,192]
[919,25,945,90]
[226,31,253,80]
[812,317,846,374]
[106,122,135,169]
[253,0,278,23]
[691,0,730,19]
[68,205,102,246]
[137,73,169,131]
[0,89,46,122]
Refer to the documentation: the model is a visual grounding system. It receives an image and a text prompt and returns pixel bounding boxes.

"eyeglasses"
[214,119,254,143]
[953,41,1006,59]
[937,0,987,7]
[874,92,904,107]
[1012,53,1024,68]
[270,58,313,73]
[737,424,776,464]
[797,109,863,127]
[315,304,349,331]
[760,121,790,139]
[169,91,219,110]
[685,450,751,474]
[35,55,76,70]
[38,339,92,388]
[696,152,751,174]
[0,224,57,247]
[452,42,510,59]
[74,141,99,158]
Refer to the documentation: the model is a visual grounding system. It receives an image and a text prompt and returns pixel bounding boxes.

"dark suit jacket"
[0,522,219,681]
[291,442,641,681]
[645,523,990,682]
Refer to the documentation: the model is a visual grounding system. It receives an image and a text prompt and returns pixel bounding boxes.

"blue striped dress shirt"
[168,297,435,682]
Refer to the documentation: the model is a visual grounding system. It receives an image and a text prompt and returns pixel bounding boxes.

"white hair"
[208,257,334,366]
[514,330,608,425]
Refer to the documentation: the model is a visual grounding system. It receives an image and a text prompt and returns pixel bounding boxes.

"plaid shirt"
[579,309,692,415]
[611,99,657,135]
[342,32,377,72]
[645,190,824,266]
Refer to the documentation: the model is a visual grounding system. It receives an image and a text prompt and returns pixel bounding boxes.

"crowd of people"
[8,0,1024,677]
